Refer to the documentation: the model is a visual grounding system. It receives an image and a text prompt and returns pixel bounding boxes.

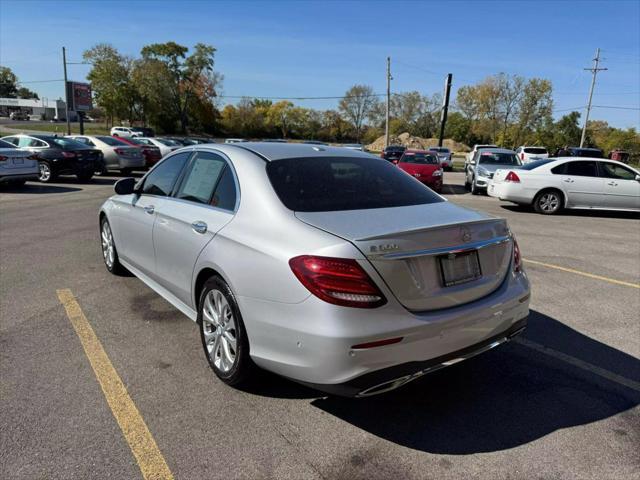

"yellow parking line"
[524,259,640,289]
[57,289,174,480]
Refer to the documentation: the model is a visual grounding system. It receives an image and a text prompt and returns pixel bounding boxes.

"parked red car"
[114,136,162,168]
[397,149,443,193]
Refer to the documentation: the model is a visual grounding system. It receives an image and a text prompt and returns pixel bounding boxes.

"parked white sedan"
[489,158,640,214]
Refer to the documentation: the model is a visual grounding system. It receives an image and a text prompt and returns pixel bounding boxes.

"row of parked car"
[464,145,639,214]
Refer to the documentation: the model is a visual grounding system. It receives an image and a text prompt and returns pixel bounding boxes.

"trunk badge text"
[460,227,472,243]
[370,243,399,253]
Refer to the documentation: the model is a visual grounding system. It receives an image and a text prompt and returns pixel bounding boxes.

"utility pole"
[62,46,71,135]
[580,48,607,148]
[438,73,453,147]
[385,56,391,148]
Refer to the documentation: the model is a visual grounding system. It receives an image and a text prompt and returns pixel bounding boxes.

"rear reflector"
[513,238,522,272]
[505,171,521,183]
[352,337,403,349]
[289,255,386,308]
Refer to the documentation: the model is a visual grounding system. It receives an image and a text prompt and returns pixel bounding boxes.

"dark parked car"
[381,145,406,163]
[553,147,604,158]
[166,137,198,146]
[131,127,155,137]
[1,134,102,182]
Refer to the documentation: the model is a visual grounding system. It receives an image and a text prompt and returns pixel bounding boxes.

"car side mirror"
[636,174,640,182]
[114,177,137,195]
[470,160,476,165]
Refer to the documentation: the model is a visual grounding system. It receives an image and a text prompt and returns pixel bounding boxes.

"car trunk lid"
[296,202,513,311]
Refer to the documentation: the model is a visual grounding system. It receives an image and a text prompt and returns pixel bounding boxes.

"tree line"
[2,43,637,157]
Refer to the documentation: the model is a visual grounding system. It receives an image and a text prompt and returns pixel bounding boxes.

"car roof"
[404,149,433,154]
[477,148,516,154]
[214,141,375,161]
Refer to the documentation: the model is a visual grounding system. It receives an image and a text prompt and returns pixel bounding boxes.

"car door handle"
[607,181,618,186]
[144,205,155,214]
[563,179,574,183]
[191,221,208,234]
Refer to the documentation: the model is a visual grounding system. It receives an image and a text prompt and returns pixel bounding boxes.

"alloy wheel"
[539,192,559,212]
[101,221,115,268]
[201,289,237,373]
[39,162,51,182]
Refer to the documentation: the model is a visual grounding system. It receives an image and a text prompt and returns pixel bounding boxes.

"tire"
[198,275,254,386]
[471,177,480,195]
[464,177,471,191]
[534,189,563,215]
[77,172,94,182]
[38,161,56,183]
[100,217,127,275]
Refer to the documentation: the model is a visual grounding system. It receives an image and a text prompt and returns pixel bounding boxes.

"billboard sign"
[66,81,92,112]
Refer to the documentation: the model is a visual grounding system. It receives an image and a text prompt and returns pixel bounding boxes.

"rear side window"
[564,161,598,177]
[523,147,547,154]
[97,136,127,146]
[211,166,237,211]
[142,152,191,196]
[0,139,16,148]
[2,137,19,146]
[266,156,443,212]
[175,152,226,204]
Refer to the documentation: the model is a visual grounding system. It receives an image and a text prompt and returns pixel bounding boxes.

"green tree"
[140,42,218,133]
[0,66,19,98]
[16,86,39,100]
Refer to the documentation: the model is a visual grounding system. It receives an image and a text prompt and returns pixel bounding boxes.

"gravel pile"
[366,132,470,153]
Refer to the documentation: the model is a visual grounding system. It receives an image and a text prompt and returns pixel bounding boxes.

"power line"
[592,105,640,111]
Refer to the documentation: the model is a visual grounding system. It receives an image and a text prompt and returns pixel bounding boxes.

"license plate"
[439,250,482,287]
[13,158,24,164]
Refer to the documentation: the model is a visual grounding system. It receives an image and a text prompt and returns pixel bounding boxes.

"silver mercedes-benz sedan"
[99,143,530,397]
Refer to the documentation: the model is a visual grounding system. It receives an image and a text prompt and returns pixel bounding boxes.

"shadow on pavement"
[441,183,468,195]
[0,183,82,194]
[501,204,640,220]
[306,310,640,454]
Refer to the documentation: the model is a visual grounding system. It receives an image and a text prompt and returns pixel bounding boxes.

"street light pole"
[385,56,391,148]
[580,48,606,148]
[62,46,70,135]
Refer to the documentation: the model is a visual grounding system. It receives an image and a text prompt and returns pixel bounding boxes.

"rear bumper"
[118,156,146,168]
[240,266,530,395]
[0,172,39,183]
[301,317,528,397]
[488,183,535,204]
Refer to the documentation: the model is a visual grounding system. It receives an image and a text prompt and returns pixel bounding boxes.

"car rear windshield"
[385,146,405,152]
[523,147,547,154]
[430,147,449,153]
[519,159,553,170]
[97,136,128,146]
[571,148,603,158]
[478,152,520,165]
[401,152,439,164]
[51,138,88,149]
[158,138,180,146]
[266,156,444,212]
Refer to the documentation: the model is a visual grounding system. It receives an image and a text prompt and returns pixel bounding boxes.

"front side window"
[142,152,191,196]
[175,152,226,205]
[599,162,637,180]
[266,156,443,212]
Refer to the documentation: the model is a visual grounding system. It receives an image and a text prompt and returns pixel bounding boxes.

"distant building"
[0,97,78,121]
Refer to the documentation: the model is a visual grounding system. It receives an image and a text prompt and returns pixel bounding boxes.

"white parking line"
[515,337,640,393]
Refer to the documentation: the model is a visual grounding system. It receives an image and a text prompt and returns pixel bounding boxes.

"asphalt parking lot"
[1,172,639,480]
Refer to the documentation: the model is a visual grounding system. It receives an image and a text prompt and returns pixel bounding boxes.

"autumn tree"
[338,85,379,141]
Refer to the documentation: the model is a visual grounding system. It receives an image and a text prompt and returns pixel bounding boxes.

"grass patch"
[2,122,110,135]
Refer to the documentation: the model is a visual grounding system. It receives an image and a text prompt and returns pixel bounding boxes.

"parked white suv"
[515,146,549,164]
[110,126,141,138]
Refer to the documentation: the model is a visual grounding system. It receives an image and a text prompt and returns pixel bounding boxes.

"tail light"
[513,238,522,273]
[520,152,525,161]
[380,152,385,159]
[28,154,40,160]
[505,171,520,183]
[289,255,386,308]
[62,151,76,158]
[0,155,7,164]
[115,148,126,155]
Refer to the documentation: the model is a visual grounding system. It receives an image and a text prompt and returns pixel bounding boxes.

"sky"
[1,0,639,128]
